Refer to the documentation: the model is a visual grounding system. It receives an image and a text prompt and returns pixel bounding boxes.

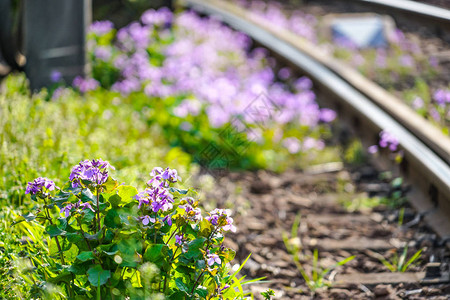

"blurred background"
[0,0,168,90]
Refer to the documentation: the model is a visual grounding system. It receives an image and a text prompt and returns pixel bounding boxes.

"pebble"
[374,284,393,297]
[329,288,352,299]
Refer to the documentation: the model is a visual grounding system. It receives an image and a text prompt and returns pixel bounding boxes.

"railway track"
[346,0,450,30]
[177,0,450,243]
[176,0,450,296]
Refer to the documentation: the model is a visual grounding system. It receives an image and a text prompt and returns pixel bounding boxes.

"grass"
[0,74,194,207]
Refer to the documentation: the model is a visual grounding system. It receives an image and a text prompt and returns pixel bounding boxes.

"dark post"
[23,0,91,91]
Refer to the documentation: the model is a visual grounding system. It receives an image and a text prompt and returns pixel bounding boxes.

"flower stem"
[77,218,93,252]
[163,247,180,293]
[96,187,101,232]
[191,270,206,295]
[166,225,180,244]
[44,200,66,265]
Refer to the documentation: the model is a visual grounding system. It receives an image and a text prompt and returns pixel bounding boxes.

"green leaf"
[199,219,213,237]
[77,251,95,262]
[195,286,208,298]
[84,230,101,241]
[12,216,25,225]
[103,176,119,193]
[223,248,236,263]
[143,244,166,262]
[87,265,111,286]
[47,270,73,284]
[175,278,189,294]
[68,262,90,275]
[175,265,195,275]
[57,217,68,230]
[168,187,189,195]
[104,209,121,228]
[66,232,83,243]
[196,260,206,270]
[117,185,138,203]
[65,243,80,263]
[46,224,66,237]
[185,238,206,259]
[82,209,95,223]
[402,249,422,272]
[108,194,122,208]
[81,188,96,202]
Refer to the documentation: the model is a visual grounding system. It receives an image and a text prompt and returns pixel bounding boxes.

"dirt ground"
[201,165,450,299]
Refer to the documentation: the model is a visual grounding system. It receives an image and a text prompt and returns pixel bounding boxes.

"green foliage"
[370,246,423,272]
[261,289,275,299]
[11,163,253,299]
[0,74,193,206]
[343,140,366,165]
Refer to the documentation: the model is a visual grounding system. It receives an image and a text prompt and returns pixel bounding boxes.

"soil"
[201,166,450,299]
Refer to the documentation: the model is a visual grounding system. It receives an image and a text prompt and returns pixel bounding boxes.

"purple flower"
[90,20,114,36]
[79,201,95,213]
[206,209,236,233]
[282,137,301,154]
[379,130,399,151]
[278,67,291,80]
[50,70,62,82]
[399,55,414,68]
[206,251,221,266]
[175,234,183,246]
[179,197,203,222]
[433,89,447,107]
[219,284,230,293]
[72,76,99,93]
[61,203,73,218]
[162,167,179,183]
[368,145,379,154]
[319,108,336,123]
[25,177,56,195]
[163,215,172,226]
[141,215,156,225]
[94,46,112,61]
[141,7,173,27]
[60,200,95,217]
[69,159,115,188]
[294,76,313,91]
[135,186,173,213]
[147,167,180,188]
[412,97,424,110]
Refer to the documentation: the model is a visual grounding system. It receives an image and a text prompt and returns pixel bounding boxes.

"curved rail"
[177,0,450,244]
[348,0,450,28]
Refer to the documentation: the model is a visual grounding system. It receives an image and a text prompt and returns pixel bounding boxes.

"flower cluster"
[25,177,57,195]
[89,20,114,36]
[135,187,174,212]
[84,7,334,158]
[206,250,221,267]
[20,162,248,298]
[368,130,400,155]
[69,159,115,188]
[148,167,180,188]
[179,197,202,222]
[206,209,237,233]
[60,200,95,217]
[135,167,181,226]
[379,130,399,151]
[72,76,100,93]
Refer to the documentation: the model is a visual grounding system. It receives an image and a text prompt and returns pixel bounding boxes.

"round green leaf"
[87,265,111,286]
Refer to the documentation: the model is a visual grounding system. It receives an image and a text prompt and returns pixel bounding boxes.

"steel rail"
[349,0,450,27]
[177,0,450,244]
